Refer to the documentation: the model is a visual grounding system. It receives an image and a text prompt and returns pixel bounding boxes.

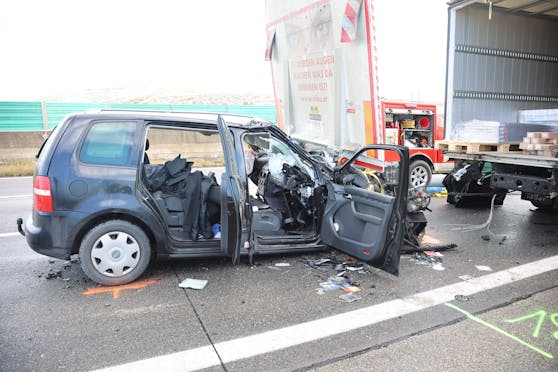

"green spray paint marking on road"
[505,310,558,339]
[551,313,558,340]
[505,310,548,338]
[445,303,554,360]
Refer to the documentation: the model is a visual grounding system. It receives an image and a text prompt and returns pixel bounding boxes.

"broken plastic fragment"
[275,263,291,267]
[339,293,362,303]
[179,278,208,290]
[431,262,445,271]
[458,274,474,281]
[346,266,364,271]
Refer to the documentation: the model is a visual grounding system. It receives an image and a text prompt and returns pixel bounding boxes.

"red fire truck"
[382,100,451,187]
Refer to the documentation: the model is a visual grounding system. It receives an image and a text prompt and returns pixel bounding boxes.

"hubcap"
[90,231,140,277]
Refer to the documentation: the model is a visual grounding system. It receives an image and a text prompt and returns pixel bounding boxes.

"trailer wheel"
[409,160,432,188]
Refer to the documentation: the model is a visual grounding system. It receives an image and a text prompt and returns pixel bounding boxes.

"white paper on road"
[179,278,208,290]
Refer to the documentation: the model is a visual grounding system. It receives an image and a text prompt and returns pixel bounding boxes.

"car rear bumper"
[23,213,72,260]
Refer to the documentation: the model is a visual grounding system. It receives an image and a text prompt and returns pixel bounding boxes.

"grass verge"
[0,159,36,177]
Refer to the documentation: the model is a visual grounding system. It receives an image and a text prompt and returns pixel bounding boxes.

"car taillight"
[34,176,53,213]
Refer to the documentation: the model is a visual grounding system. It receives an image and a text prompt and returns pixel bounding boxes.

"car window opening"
[243,132,321,238]
[142,126,224,242]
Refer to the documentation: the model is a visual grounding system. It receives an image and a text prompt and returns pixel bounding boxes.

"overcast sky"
[0,0,448,102]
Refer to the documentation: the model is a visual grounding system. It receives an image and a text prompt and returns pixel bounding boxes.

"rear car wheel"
[79,220,151,286]
[409,160,432,188]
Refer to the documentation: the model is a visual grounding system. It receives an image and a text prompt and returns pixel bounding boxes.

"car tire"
[409,160,432,188]
[79,220,151,286]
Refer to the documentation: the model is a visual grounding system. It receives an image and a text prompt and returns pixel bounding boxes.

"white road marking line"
[96,255,558,372]
[0,232,20,238]
[0,194,32,199]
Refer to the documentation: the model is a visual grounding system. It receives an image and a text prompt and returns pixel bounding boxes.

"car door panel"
[320,145,409,275]
[217,116,244,263]
[321,184,394,261]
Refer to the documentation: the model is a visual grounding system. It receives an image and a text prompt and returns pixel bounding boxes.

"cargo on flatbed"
[436,140,521,154]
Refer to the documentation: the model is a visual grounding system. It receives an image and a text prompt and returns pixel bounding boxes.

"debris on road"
[319,281,345,291]
[303,254,369,300]
[342,285,361,293]
[476,265,492,272]
[458,274,474,281]
[312,258,331,266]
[401,242,457,254]
[413,252,445,271]
[179,278,208,290]
[424,251,443,258]
[275,263,291,267]
[339,293,362,303]
[455,294,470,302]
[346,265,364,271]
[45,269,63,280]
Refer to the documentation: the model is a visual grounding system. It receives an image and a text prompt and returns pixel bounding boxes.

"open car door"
[320,145,409,275]
[217,115,246,264]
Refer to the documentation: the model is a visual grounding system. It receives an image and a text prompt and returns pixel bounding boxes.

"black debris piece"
[45,269,63,280]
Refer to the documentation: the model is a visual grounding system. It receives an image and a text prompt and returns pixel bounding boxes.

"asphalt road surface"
[1,176,557,371]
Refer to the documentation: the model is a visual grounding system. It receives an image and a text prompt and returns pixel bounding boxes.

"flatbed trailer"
[443,0,558,209]
[446,150,558,209]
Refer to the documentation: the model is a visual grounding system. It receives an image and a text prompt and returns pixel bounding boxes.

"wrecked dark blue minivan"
[19,110,409,285]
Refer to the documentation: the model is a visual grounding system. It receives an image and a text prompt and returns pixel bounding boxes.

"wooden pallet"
[435,140,521,154]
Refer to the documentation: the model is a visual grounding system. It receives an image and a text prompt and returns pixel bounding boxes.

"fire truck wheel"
[409,160,432,188]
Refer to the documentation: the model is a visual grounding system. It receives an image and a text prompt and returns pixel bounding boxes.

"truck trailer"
[264,0,452,187]
[442,0,558,209]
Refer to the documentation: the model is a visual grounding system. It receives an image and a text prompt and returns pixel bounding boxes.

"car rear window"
[79,121,138,167]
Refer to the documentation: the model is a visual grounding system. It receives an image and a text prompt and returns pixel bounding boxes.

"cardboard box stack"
[519,132,558,157]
